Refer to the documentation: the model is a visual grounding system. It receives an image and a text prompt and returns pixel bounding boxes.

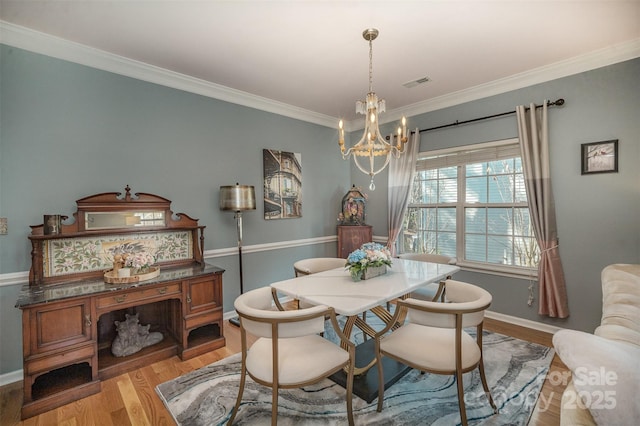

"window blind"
[416,141,521,171]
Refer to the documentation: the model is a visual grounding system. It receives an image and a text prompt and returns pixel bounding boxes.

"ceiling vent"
[403,76,431,88]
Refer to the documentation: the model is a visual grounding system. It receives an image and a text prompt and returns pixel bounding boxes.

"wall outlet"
[0,217,7,235]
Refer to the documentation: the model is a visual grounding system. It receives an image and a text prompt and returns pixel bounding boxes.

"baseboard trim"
[0,369,22,387]
[485,310,563,335]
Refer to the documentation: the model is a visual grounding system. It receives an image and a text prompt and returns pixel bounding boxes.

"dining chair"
[398,253,457,302]
[293,257,346,277]
[293,257,346,309]
[228,286,355,426]
[374,279,498,426]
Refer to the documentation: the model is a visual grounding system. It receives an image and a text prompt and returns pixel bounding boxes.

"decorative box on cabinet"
[16,187,225,419]
[337,225,373,258]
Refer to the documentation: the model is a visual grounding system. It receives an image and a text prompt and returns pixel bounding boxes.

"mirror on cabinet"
[84,211,165,230]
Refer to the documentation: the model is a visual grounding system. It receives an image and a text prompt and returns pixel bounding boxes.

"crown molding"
[364,37,640,129]
[2,21,639,131]
[0,21,337,128]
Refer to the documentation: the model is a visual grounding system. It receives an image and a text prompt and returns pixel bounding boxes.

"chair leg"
[346,362,355,426]
[455,369,468,426]
[478,361,498,413]
[271,384,278,426]
[227,367,247,425]
[476,324,498,414]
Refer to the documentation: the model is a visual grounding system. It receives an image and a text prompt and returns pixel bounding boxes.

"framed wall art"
[263,149,302,219]
[581,139,618,175]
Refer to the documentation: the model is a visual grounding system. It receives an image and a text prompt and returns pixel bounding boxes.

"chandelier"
[338,28,408,190]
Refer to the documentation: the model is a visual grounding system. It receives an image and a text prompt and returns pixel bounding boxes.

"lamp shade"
[219,184,256,212]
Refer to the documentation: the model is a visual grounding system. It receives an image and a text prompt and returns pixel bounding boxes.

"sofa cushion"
[553,329,640,425]
[595,264,640,346]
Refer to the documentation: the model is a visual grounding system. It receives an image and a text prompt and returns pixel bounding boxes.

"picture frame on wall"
[263,149,302,219]
[581,139,618,175]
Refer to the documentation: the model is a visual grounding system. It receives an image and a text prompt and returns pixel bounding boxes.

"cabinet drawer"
[96,283,181,310]
[185,309,222,330]
[26,344,95,376]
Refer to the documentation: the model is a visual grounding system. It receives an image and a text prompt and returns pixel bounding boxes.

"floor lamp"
[219,183,256,327]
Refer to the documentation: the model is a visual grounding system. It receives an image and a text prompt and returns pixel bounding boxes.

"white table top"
[270,259,460,316]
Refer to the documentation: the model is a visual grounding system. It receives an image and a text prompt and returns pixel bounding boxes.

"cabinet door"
[338,225,373,258]
[27,298,92,356]
[186,274,221,314]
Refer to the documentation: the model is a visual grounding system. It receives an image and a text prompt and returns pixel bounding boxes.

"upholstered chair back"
[294,257,346,276]
[234,287,326,338]
[406,279,492,329]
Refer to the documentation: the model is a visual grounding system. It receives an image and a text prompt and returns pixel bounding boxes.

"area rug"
[157,322,554,425]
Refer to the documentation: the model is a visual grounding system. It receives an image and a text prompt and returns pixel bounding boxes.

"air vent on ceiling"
[403,76,431,88]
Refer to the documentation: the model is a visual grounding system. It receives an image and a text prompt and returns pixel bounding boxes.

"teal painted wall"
[1,43,639,378]
[355,58,640,333]
[0,45,350,374]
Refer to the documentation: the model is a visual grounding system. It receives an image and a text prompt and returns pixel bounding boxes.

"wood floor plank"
[57,392,98,426]
[108,407,131,426]
[128,368,174,426]
[0,381,22,426]
[1,318,568,425]
[116,374,150,426]
[100,375,126,419]
[84,392,115,426]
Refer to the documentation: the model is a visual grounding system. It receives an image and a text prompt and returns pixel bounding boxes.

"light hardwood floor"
[1,316,568,426]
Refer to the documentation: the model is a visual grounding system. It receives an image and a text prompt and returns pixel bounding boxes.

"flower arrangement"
[124,251,156,273]
[346,242,392,281]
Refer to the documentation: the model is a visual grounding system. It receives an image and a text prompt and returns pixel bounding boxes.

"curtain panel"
[517,102,569,318]
[387,129,420,256]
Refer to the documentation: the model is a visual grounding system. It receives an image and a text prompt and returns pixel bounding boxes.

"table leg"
[332,308,412,402]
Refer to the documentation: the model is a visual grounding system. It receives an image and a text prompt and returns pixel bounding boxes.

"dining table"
[270,258,460,402]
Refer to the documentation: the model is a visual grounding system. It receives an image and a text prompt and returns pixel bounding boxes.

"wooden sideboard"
[337,225,373,258]
[16,187,225,419]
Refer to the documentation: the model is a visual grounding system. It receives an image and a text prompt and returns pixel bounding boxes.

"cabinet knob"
[157,287,168,295]
[114,295,127,303]
[186,295,192,304]
[85,314,92,327]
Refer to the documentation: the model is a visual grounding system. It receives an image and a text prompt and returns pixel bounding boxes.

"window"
[401,139,539,274]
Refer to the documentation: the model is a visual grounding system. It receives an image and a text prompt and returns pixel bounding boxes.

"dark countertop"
[16,263,225,308]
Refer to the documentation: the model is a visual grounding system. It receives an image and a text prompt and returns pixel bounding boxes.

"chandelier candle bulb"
[402,116,407,139]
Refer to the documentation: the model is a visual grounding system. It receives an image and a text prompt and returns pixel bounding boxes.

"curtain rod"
[415,98,565,134]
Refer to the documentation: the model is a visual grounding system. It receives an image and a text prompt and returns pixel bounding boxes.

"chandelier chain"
[368,37,374,93]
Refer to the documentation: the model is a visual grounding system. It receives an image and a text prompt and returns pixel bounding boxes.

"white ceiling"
[1,1,639,128]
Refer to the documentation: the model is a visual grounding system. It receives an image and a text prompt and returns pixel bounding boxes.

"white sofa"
[552,264,640,425]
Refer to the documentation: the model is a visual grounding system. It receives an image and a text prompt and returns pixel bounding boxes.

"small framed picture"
[581,140,618,175]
